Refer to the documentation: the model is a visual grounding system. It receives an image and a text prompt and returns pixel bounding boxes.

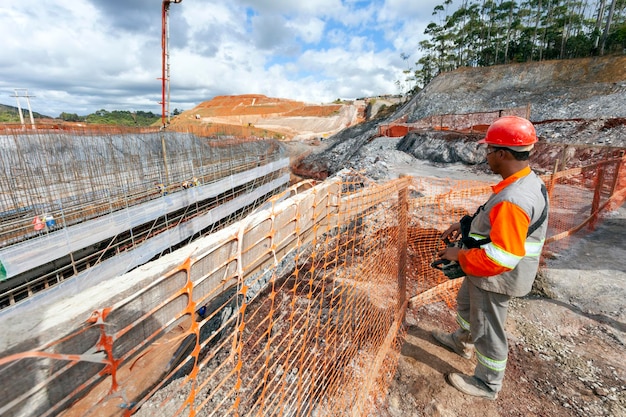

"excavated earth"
[287,56,626,416]
[169,94,368,140]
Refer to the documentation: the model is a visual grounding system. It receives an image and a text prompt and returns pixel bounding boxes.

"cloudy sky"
[0,0,458,117]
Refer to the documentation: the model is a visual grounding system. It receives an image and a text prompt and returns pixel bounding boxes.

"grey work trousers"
[455,278,511,392]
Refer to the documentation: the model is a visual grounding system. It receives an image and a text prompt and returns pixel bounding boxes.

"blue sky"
[0,0,458,117]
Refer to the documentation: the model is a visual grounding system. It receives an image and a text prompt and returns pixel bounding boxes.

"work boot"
[447,373,498,400]
[431,329,473,359]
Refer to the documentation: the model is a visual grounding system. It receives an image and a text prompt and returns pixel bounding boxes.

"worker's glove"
[430,238,466,279]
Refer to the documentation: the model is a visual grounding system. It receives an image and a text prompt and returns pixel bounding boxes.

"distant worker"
[44,213,56,230]
[430,116,549,400]
[156,182,167,196]
[32,216,45,232]
[196,305,207,321]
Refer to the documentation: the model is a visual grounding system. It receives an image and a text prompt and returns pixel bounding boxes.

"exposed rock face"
[535,118,626,147]
[396,131,485,165]
[292,119,383,179]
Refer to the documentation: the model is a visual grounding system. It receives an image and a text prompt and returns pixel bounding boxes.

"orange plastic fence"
[378,106,529,136]
[0,154,624,417]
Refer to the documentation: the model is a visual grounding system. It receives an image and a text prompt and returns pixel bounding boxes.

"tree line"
[0,104,184,126]
[59,109,164,127]
[404,0,626,92]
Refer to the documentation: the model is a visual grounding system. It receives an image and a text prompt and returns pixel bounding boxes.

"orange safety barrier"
[0,153,624,416]
[378,106,529,136]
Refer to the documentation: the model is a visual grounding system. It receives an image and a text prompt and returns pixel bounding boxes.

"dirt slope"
[169,94,366,140]
[401,55,626,122]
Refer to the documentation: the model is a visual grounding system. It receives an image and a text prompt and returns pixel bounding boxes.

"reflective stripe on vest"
[469,233,488,241]
[483,242,523,269]
[525,239,545,257]
[472,234,545,265]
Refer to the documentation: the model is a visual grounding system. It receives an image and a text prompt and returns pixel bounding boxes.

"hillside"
[0,103,49,122]
[401,55,626,122]
[168,94,401,140]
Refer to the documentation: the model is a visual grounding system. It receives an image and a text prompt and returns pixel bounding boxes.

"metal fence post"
[589,165,605,231]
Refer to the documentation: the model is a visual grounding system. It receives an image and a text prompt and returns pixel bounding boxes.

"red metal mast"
[161,0,182,128]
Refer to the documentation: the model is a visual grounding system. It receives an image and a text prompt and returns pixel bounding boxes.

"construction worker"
[431,115,549,400]
[156,182,167,196]
[32,215,45,232]
[44,213,56,230]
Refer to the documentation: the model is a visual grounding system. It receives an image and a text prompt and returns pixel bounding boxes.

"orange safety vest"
[458,167,549,296]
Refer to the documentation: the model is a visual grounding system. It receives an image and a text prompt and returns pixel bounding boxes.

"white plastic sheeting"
[0,159,289,280]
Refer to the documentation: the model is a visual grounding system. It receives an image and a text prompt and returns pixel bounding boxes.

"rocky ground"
[293,118,626,182]
[384,283,626,417]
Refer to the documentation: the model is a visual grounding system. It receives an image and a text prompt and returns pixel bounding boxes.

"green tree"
[59,112,81,122]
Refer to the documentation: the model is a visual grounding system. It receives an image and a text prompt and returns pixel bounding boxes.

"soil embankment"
[169,94,367,140]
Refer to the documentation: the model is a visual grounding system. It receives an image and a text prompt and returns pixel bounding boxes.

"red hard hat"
[478,116,537,149]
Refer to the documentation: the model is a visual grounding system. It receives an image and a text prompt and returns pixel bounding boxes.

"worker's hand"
[437,245,461,262]
[441,222,461,242]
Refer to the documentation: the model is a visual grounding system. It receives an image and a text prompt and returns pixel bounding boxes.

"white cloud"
[287,17,326,45]
[0,0,456,117]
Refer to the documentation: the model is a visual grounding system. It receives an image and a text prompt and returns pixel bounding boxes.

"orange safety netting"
[0,154,624,417]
